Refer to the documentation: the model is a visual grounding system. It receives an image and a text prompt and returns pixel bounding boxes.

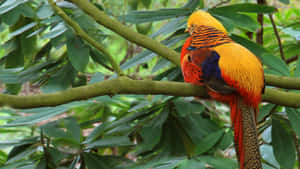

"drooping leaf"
[211,11,259,32]
[37,3,54,19]
[195,129,225,155]
[150,17,186,38]
[278,0,289,4]
[123,8,192,23]
[260,145,280,168]
[174,98,204,117]
[135,107,169,153]
[295,57,300,77]
[41,22,67,40]
[9,22,37,37]
[196,156,237,169]
[0,0,28,14]
[286,108,300,138]
[211,3,277,14]
[272,118,295,169]
[41,63,76,93]
[1,106,68,127]
[67,35,90,72]
[258,104,276,122]
[121,35,187,70]
[87,136,133,149]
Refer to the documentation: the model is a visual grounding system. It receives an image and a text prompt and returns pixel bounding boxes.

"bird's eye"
[187,55,192,62]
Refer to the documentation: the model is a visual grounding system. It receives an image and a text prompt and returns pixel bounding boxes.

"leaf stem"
[269,14,285,62]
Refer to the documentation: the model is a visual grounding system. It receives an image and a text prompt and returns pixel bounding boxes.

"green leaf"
[87,136,133,148]
[177,158,206,169]
[83,153,111,169]
[211,3,277,14]
[279,0,289,4]
[140,0,151,8]
[196,156,237,169]
[36,158,47,169]
[150,17,186,38]
[0,137,38,148]
[152,58,171,73]
[84,123,107,144]
[0,107,68,127]
[67,35,90,72]
[258,104,276,122]
[272,118,295,169]
[136,107,169,153]
[0,0,28,14]
[295,57,300,77]
[41,63,76,93]
[174,98,204,117]
[0,68,21,84]
[260,145,280,168]
[1,5,22,25]
[130,157,184,169]
[0,160,34,169]
[281,27,300,40]
[9,22,36,38]
[90,48,111,70]
[19,3,35,18]
[286,108,300,138]
[41,22,67,40]
[179,113,220,144]
[123,8,192,23]
[195,129,225,155]
[260,53,290,76]
[6,145,37,164]
[121,35,187,70]
[217,129,233,150]
[64,117,81,143]
[37,3,54,19]
[211,11,259,32]
[47,147,65,165]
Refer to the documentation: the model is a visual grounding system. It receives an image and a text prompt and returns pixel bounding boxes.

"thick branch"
[265,74,300,90]
[0,77,300,109]
[48,0,123,76]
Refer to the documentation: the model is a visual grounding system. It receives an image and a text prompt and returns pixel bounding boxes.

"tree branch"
[48,0,124,76]
[269,14,285,61]
[0,77,300,109]
[265,74,300,90]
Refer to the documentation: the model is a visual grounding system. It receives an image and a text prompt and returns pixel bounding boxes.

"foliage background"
[0,0,299,168]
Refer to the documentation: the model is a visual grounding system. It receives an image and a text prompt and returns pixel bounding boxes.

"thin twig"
[256,0,265,45]
[269,14,285,62]
[292,132,300,169]
[48,0,124,76]
[286,55,298,64]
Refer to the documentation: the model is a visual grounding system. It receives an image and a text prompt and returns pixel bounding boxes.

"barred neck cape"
[188,25,233,49]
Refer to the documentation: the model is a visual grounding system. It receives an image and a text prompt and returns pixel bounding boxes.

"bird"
[180,10,265,169]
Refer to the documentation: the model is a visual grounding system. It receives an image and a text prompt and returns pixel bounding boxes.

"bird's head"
[187,10,227,35]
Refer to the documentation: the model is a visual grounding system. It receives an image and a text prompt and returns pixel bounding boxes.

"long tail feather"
[230,96,262,169]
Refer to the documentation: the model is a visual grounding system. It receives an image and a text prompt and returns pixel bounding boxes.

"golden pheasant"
[181,10,265,169]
